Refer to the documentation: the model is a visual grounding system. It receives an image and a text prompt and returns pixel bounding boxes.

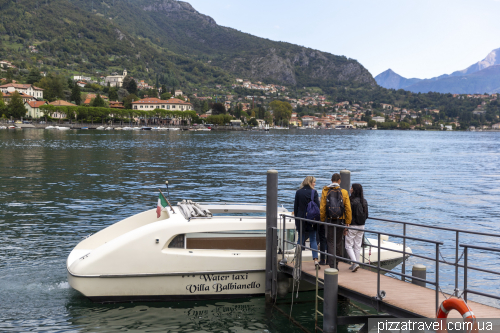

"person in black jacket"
[345,183,368,272]
[294,176,320,266]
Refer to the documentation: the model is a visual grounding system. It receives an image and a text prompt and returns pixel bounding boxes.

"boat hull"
[68,270,265,303]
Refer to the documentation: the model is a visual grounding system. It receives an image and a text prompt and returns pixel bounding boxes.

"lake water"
[1,129,500,332]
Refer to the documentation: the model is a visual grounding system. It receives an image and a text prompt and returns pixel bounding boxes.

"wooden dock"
[284,261,500,319]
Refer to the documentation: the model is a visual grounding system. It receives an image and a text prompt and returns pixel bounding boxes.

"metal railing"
[460,244,500,303]
[279,214,444,314]
[279,214,500,314]
[368,217,500,295]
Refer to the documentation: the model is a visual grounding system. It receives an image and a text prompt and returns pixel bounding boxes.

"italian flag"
[157,193,168,218]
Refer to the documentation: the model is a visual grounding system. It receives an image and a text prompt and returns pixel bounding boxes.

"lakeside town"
[1,61,500,131]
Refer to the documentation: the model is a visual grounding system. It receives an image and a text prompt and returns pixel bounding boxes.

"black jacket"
[350,196,368,226]
[294,185,320,232]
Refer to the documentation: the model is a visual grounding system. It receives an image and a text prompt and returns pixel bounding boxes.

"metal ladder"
[314,265,324,332]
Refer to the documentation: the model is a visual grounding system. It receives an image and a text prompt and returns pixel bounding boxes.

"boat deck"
[287,261,500,318]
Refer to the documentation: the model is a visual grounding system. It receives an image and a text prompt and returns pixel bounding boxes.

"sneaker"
[349,264,355,271]
[314,260,321,269]
[352,264,360,272]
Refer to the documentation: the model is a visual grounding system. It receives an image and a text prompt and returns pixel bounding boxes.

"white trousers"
[345,225,365,264]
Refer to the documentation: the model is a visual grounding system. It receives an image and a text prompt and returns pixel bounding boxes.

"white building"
[104,69,127,87]
[132,97,193,111]
[73,75,91,81]
[372,116,385,123]
[0,83,44,100]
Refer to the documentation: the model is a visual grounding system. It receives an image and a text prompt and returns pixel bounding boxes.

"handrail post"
[402,224,406,281]
[265,170,278,303]
[281,215,286,263]
[333,223,337,269]
[455,231,459,296]
[435,243,440,315]
[377,233,381,302]
[464,246,468,302]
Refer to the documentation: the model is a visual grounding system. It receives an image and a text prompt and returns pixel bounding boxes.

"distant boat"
[168,127,180,131]
[122,127,133,130]
[45,126,57,129]
[96,126,105,130]
[81,127,89,130]
[141,127,152,130]
[264,124,270,131]
[57,126,70,130]
[105,127,113,130]
[115,127,122,130]
[0,126,7,129]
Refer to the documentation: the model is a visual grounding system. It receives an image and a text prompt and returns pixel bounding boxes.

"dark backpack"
[305,189,320,221]
[326,187,345,219]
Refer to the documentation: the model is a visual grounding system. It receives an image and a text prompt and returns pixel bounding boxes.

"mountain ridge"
[0,0,376,89]
[375,48,500,93]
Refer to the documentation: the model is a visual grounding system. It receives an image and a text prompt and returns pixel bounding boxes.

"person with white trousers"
[345,183,368,272]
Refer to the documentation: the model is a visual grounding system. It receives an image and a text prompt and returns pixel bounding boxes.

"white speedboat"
[168,127,180,131]
[45,126,56,129]
[0,125,7,129]
[96,126,105,130]
[67,201,411,302]
[122,127,133,130]
[57,126,70,130]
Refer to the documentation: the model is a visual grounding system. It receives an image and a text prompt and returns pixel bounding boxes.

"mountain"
[407,65,500,94]
[375,48,500,94]
[448,48,500,77]
[374,69,421,90]
[0,0,376,89]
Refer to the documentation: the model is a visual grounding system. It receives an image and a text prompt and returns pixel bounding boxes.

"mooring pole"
[265,170,278,303]
[339,169,351,192]
[412,264,427,287]
[323,268,339,333]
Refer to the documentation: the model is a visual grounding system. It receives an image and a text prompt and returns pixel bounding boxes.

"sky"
[187,0,500,79]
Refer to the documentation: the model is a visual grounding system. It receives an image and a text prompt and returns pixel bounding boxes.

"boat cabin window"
[185,230,266,250]
[168,234,185,248]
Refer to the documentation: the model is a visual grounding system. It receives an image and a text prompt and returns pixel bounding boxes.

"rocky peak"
[141,0,217,26]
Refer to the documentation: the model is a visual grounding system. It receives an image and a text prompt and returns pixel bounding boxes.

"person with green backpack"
[320,173,352,269]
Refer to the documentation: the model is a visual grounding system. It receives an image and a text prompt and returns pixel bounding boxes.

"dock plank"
[289,261,500,318]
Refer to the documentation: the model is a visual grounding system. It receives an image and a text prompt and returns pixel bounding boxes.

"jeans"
[297,230,319,260]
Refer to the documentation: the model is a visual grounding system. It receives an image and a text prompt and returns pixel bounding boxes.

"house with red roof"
[2,91,37,104]
[0,83,43,99]
[25,100,48,118]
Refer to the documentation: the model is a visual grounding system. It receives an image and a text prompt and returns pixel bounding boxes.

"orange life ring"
[436,298,476,333]
[437,298,476,319]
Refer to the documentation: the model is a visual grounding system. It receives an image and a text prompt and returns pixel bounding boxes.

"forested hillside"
[0,0,375,89]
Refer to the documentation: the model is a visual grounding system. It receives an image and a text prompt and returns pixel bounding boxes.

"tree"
[108,88,118,101]
[122,75,137,95]
[37,74,66,101]
[161,92,172,100]
[123,94,139,109]
[0,92,6,116]
[27,68,42,84]
[269,100,292,123]
[70,84,82,105]
[264,111,273,124]
[91,94,106,107]
[7,91,27,119]
[211,102,226,115]
[248,118,258,126]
